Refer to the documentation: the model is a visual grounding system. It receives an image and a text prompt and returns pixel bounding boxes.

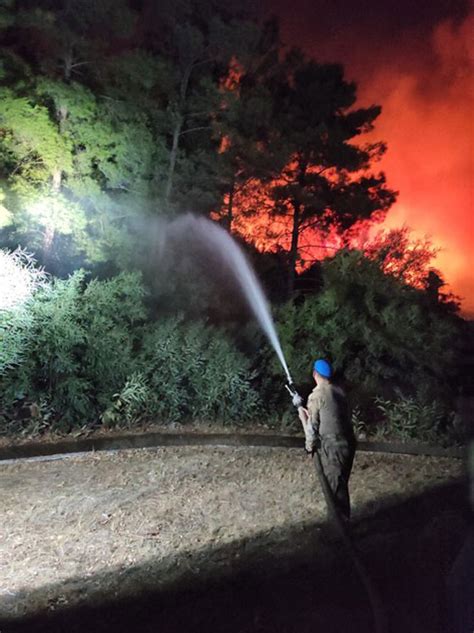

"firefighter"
[295,359,356,521]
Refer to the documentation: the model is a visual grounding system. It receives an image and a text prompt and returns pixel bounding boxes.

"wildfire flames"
[360,11,474,315]
[224,7,473,315]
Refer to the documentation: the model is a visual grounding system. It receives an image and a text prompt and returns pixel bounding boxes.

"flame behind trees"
[216,50,397,295]
[213,19,285,231]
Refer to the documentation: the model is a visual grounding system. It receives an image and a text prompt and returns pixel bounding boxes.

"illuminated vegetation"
[0,1,466,441]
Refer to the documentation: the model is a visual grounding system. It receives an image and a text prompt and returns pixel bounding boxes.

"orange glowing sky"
[265,0,474,315]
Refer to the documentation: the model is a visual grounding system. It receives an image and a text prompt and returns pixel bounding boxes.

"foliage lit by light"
[0,248,48,312]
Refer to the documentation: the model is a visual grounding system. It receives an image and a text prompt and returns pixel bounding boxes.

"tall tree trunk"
[43,169,62,262]
[164,113,183,210]
[43,223,55,256]
[287,201,300,297]
[63,48,73,82]
[224,178,235,232]
[287,162,308,297]
[164,64,192,212]
[52,169,62,192]
[44,104,68,263]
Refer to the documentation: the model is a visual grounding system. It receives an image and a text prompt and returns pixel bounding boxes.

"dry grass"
[0,446,462,619]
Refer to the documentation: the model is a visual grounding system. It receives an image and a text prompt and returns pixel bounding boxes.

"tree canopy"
[0,0,398,284]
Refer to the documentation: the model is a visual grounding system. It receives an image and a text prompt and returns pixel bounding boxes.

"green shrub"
[374,395,449,443]
[0,270,146,428]
[278,253,460,390]
[273,250,461,431]
[77,272,146,412]
[0,249,49,375]
[351,406,368,439]
[135,317,261,424]
[101,372,151,428]
[0,266,261,432]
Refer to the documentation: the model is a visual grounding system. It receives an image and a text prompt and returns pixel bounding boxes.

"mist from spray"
[158,214,293,384]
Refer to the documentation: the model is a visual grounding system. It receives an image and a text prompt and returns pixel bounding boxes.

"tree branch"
[179,125,212,137]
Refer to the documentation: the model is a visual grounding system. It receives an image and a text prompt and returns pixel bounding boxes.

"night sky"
[266,0,474,314]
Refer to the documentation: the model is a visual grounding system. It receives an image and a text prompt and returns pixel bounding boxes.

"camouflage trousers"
[319,434,356,521]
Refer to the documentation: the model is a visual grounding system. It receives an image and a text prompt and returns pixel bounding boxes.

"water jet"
[157,214,293,384]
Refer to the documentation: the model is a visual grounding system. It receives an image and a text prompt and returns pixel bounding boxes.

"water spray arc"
[201,218,294,384]
[159,215,294,386]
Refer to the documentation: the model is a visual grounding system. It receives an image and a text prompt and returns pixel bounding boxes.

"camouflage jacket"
[307,382,354,440]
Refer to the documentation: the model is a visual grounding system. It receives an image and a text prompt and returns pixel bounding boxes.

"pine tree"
[140,0,267,214]
[212,18,283,231]
[266,51,397,294]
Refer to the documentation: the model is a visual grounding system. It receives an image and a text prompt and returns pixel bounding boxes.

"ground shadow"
[0,480,469,633]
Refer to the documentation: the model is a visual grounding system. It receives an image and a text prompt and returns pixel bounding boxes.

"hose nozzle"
[285,381,303,408]
[285,382,297,397]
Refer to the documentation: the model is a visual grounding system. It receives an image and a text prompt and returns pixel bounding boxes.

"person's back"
[307,381,354,439]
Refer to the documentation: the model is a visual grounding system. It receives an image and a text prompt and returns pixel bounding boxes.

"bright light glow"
[0,249,48,311]
[28,195,82,238]
[28,199,54,226]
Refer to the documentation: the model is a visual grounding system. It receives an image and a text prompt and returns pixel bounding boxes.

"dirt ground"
[0,446,464,624]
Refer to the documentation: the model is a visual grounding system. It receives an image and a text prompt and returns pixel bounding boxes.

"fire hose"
[287,381,387,633]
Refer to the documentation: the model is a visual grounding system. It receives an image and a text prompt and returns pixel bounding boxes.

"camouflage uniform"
[305,382,356,520]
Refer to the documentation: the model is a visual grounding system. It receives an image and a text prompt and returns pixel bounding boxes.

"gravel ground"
[0,446,463,620]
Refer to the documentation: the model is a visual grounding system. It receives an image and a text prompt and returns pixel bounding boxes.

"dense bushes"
[136,320,260,423]
[0,249,48,374]
[373,396,452,444]
[0,248,464,442]
[274,250,462,433]
[0,264,260,432]
[0,270,146,427]
[101,319,261,426]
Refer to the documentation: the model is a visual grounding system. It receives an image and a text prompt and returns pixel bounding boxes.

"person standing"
[295,359,356,521]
